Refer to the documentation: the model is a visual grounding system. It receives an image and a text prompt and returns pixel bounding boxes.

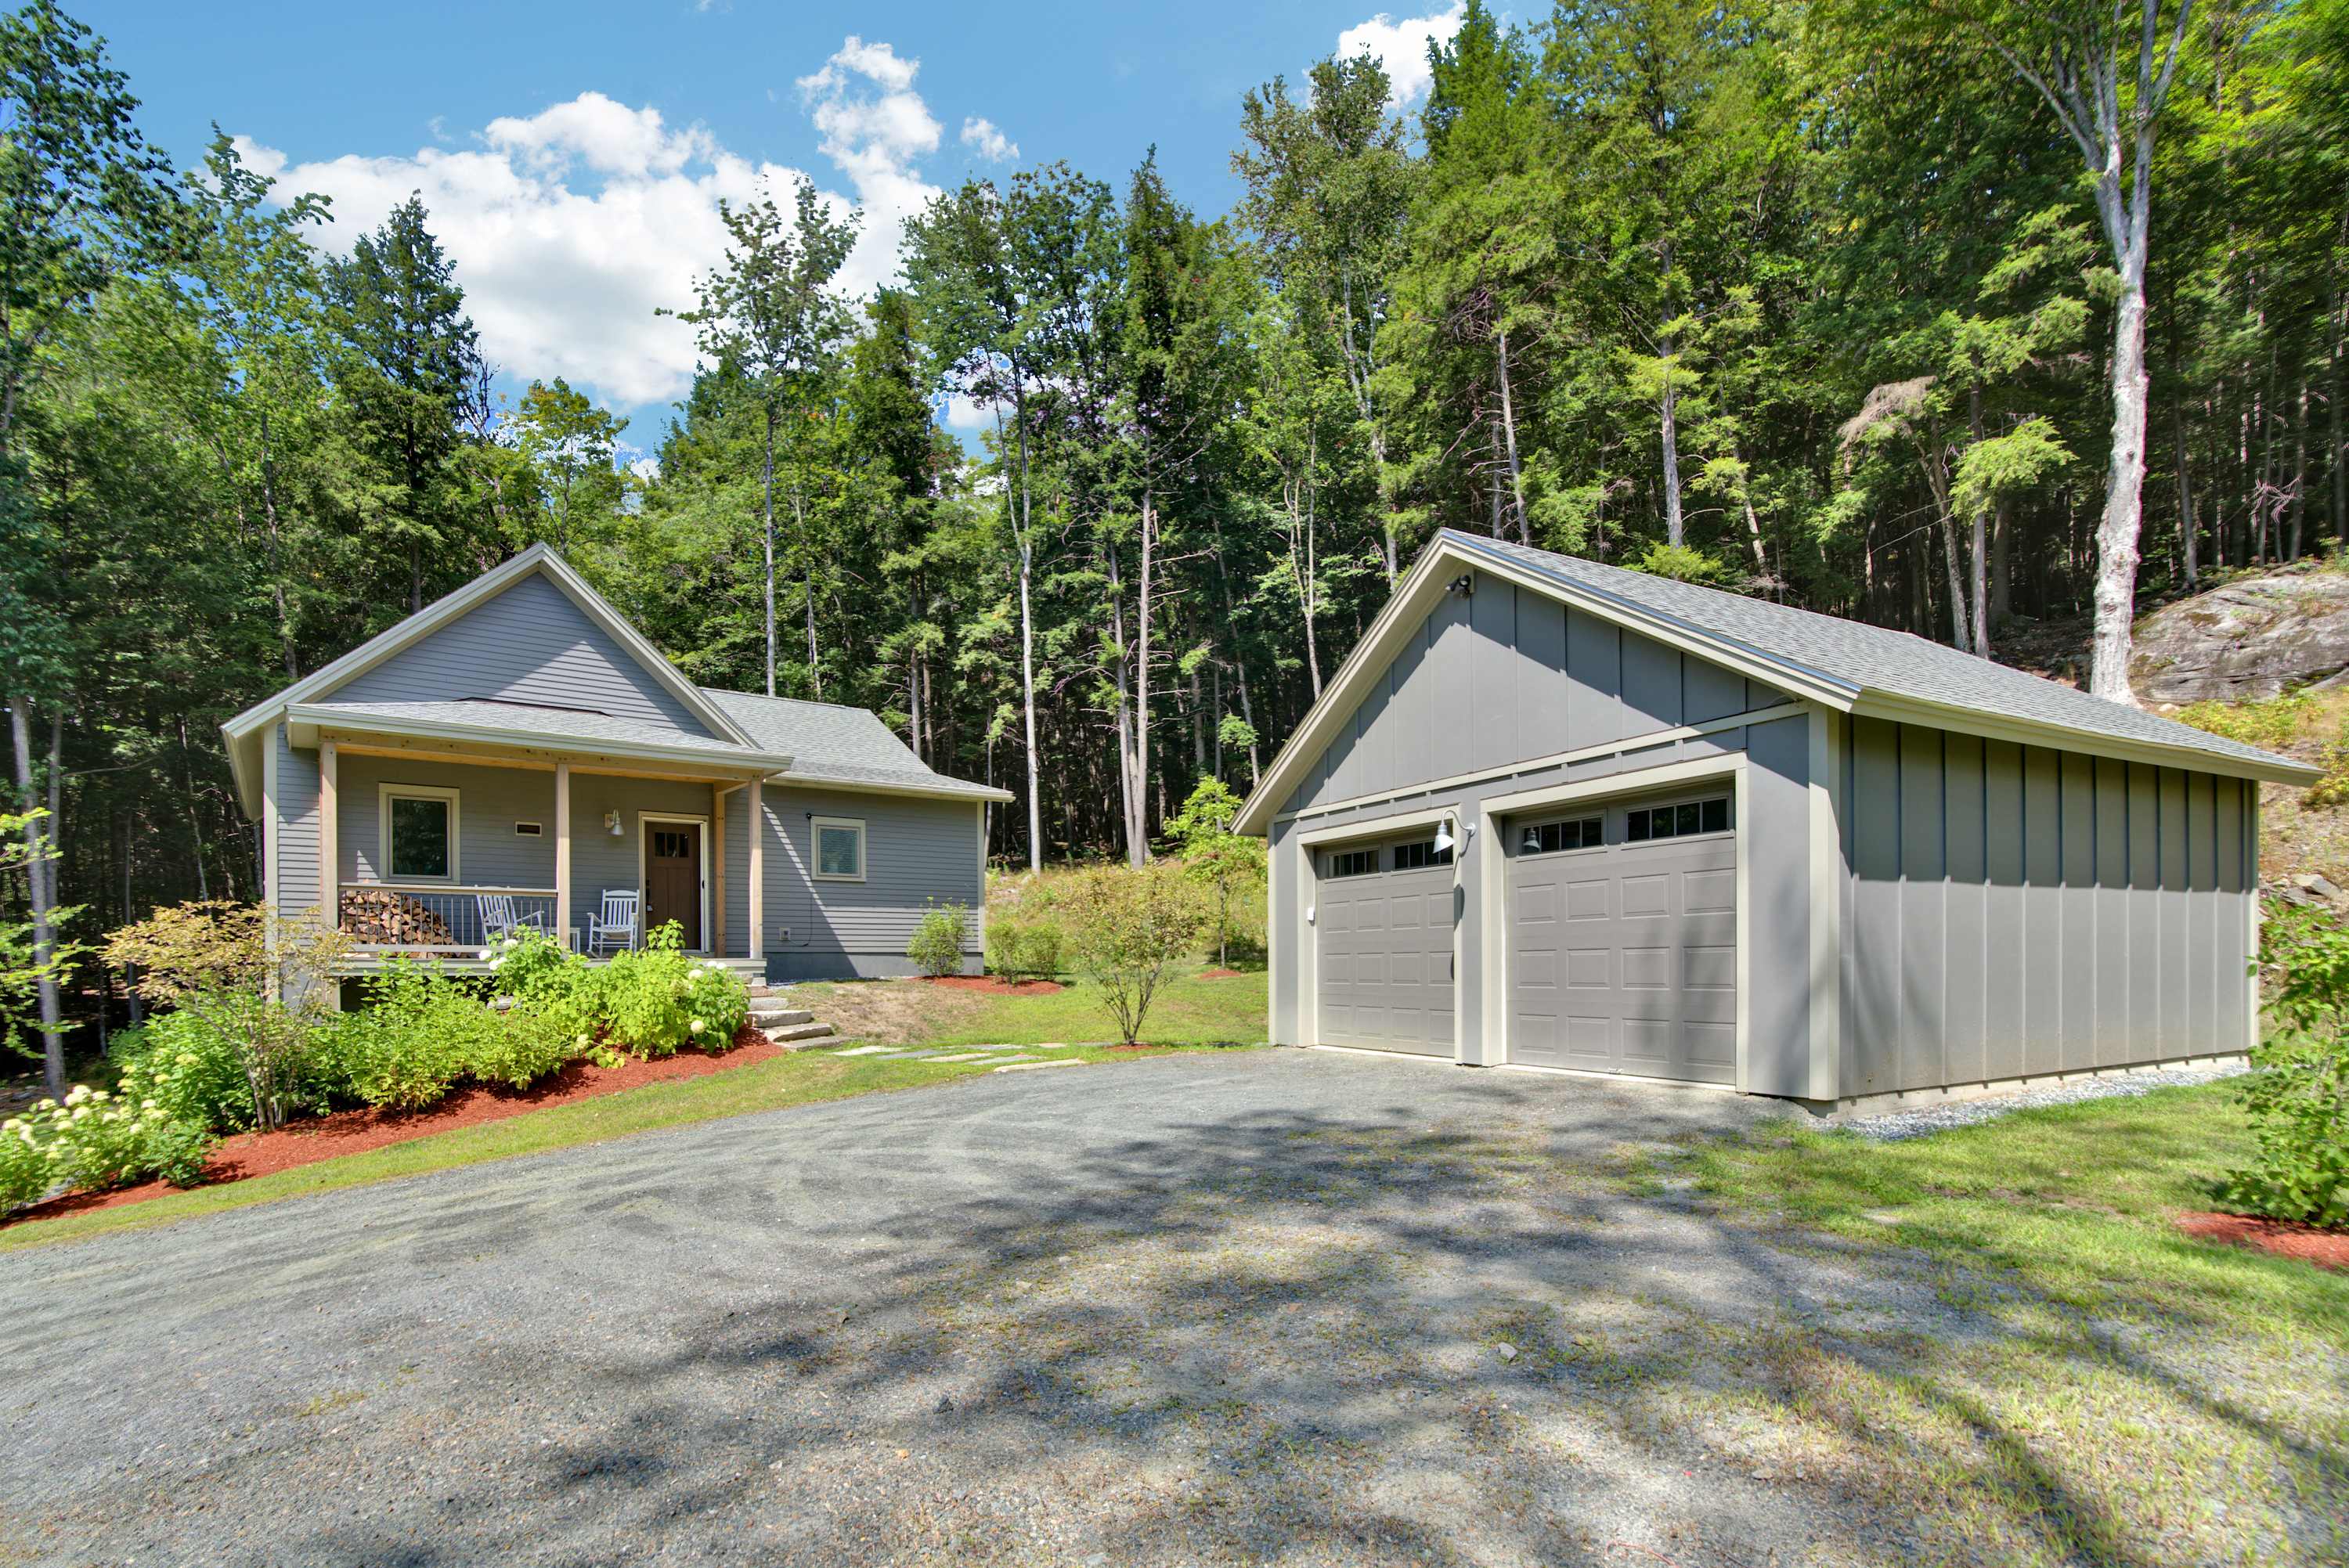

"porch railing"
[339,885,562,950]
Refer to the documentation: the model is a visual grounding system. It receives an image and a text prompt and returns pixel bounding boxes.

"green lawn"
[1613,1083,2349,1563]
[797,963,1268,1048]
[0,967,1269,1256]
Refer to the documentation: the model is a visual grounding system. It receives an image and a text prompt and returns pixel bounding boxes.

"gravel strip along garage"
[0,1051,2331,1566]
[1845,1062,2250,1141]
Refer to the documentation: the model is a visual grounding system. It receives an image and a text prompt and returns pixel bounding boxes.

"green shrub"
[986,914,1063,980]
[2302,726,2349,809]
[1055,863,1211,1044]
[330,957,604,1105]
[589,923,747,1055]
[907,903,970,978]
[2175,691,2314,752]
[2222,902,2349,1226]
[111,1011,266,1134]
[0,1082,215,1203]
[483,924,583,1000]
[0,1119,51,1209]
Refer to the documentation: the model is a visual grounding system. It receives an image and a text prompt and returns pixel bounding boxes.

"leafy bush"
[328,957,602,1105]
[1163,779,1268,968]
[482,924,581,1000]
[2302,726,2349,810]
[2175,692,2313,752]
[986,914,1063,980]
[2221,902,2349,1226]
[0,1083,215,1206]
[1055,863,1211,1044]
[907,903,970,978]
[110,1012,269,1134]
[588,924,748,1055]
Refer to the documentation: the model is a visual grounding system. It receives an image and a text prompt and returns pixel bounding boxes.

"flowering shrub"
[482,925,580,1000]
[110,1012,271,1134]
[0,1083,213,1209]
[590,924,748,1056]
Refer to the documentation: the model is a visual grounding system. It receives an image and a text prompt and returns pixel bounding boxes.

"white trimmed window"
[381,784,460,882]
[812,816,865,882]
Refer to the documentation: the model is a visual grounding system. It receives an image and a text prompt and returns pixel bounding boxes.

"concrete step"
[763,1022,835,1047]
[749,1007,814,1027]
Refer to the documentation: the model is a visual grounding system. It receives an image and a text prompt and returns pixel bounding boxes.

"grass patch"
[1615,1083,2349,1563]
[796,963,1268,1049]
[1,1027,1258,1256]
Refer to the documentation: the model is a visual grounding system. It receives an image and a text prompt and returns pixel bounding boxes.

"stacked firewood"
[339,887,454,945]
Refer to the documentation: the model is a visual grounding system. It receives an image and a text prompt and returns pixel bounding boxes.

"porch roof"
[287,699,794,775]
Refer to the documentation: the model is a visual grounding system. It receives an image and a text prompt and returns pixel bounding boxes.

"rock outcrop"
[2132,568,2349,704]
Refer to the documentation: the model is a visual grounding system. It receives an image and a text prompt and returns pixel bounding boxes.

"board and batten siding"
[1265,565,1821,1095]
[1286,568,1788,816]
[332,572,717,739]
[1840,716,2255,1096]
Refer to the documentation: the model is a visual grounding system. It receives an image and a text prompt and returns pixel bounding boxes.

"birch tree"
[668,177,856,697]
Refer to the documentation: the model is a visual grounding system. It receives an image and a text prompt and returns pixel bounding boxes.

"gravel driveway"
[0,1051,2322,1566]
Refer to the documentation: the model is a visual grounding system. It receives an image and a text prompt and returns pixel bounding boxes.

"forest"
[2,0,2344,1044]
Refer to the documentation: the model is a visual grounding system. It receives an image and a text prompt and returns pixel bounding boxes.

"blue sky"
[79,0,1468,456]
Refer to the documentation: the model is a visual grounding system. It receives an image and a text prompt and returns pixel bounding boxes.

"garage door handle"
[1304,903,1315,925]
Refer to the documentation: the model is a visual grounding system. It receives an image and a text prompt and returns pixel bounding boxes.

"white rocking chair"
[475,893,546,946]
[586,889,639,956]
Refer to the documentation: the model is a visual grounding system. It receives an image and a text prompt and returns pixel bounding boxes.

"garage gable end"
[1283,568,1793,817]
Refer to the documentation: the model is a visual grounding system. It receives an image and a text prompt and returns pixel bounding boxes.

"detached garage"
[1236,531,2321,1108]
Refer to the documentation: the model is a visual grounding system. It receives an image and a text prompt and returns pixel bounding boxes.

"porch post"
[554,761,573,951]
[745,774,763,963]
[317,741,338,935]
[710,782,728,957]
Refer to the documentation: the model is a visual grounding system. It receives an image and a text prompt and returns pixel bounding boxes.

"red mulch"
[6,1021,781,1228]
[1198,968,1243,980]
[920,975,1064,996]
[2177,1211,2349,1272]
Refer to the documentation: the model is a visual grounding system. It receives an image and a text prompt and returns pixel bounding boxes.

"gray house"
[222,545,1009,984]
[1236,530,2320,1109]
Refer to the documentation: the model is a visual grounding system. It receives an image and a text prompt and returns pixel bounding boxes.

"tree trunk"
[1135,489,1156,866]
[1496,326,1529,542]
[11,695,63,1099]
[794,484,820,700]
[1009,372,1043,873]
[2087,212,2151,704]
[761,406,778,697]
[1659,341,1685,550]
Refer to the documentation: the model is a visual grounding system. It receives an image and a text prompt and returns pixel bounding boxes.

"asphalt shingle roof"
[698,688,1009,798]
[1444,529,2308,777]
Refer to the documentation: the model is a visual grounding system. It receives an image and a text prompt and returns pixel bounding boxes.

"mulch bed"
[919,975,1065,996]
[1198,968,1244,980]
[2177,1210,2349,1272]
[5,1022,781,1229]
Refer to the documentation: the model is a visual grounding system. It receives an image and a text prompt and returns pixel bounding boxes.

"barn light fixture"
[1433,813,1463,856]
[1446,574,1474,597]
[604,809,623,837]
[1521,827,1543,854]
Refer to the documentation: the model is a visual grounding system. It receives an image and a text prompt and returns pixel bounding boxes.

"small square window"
[813,817,865,881]
[1701,797,1730,834]
[1627,809,1654,842]
[1676,802,1701,836]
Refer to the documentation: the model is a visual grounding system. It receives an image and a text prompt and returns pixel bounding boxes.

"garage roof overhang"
[1233,535,2320,838]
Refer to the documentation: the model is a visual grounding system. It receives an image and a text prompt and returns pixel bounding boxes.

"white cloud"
[238,40,969,416]
[959,117,1017,163]
[795,36,942,294]
[1337,2,1466,107]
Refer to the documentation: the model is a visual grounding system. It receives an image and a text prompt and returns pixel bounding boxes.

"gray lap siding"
[271,725,321,921]
[752,787,983,981]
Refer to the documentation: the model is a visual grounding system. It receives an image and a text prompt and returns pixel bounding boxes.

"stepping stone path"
[994,1058,1083,1073]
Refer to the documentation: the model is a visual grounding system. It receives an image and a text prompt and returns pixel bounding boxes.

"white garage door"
[1314,832,1456,1056]
[1505,792,1737,1084]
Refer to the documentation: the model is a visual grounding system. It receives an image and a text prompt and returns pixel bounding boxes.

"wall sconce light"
[604,809,623,837]
[1434,812,1469,856]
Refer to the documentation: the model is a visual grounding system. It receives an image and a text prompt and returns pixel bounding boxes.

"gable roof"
[222,546,1011,813]
[702,689,1012,802]
[1236,528,2318,834]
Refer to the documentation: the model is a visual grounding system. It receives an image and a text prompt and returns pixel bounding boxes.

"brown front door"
[644,823,702,949]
